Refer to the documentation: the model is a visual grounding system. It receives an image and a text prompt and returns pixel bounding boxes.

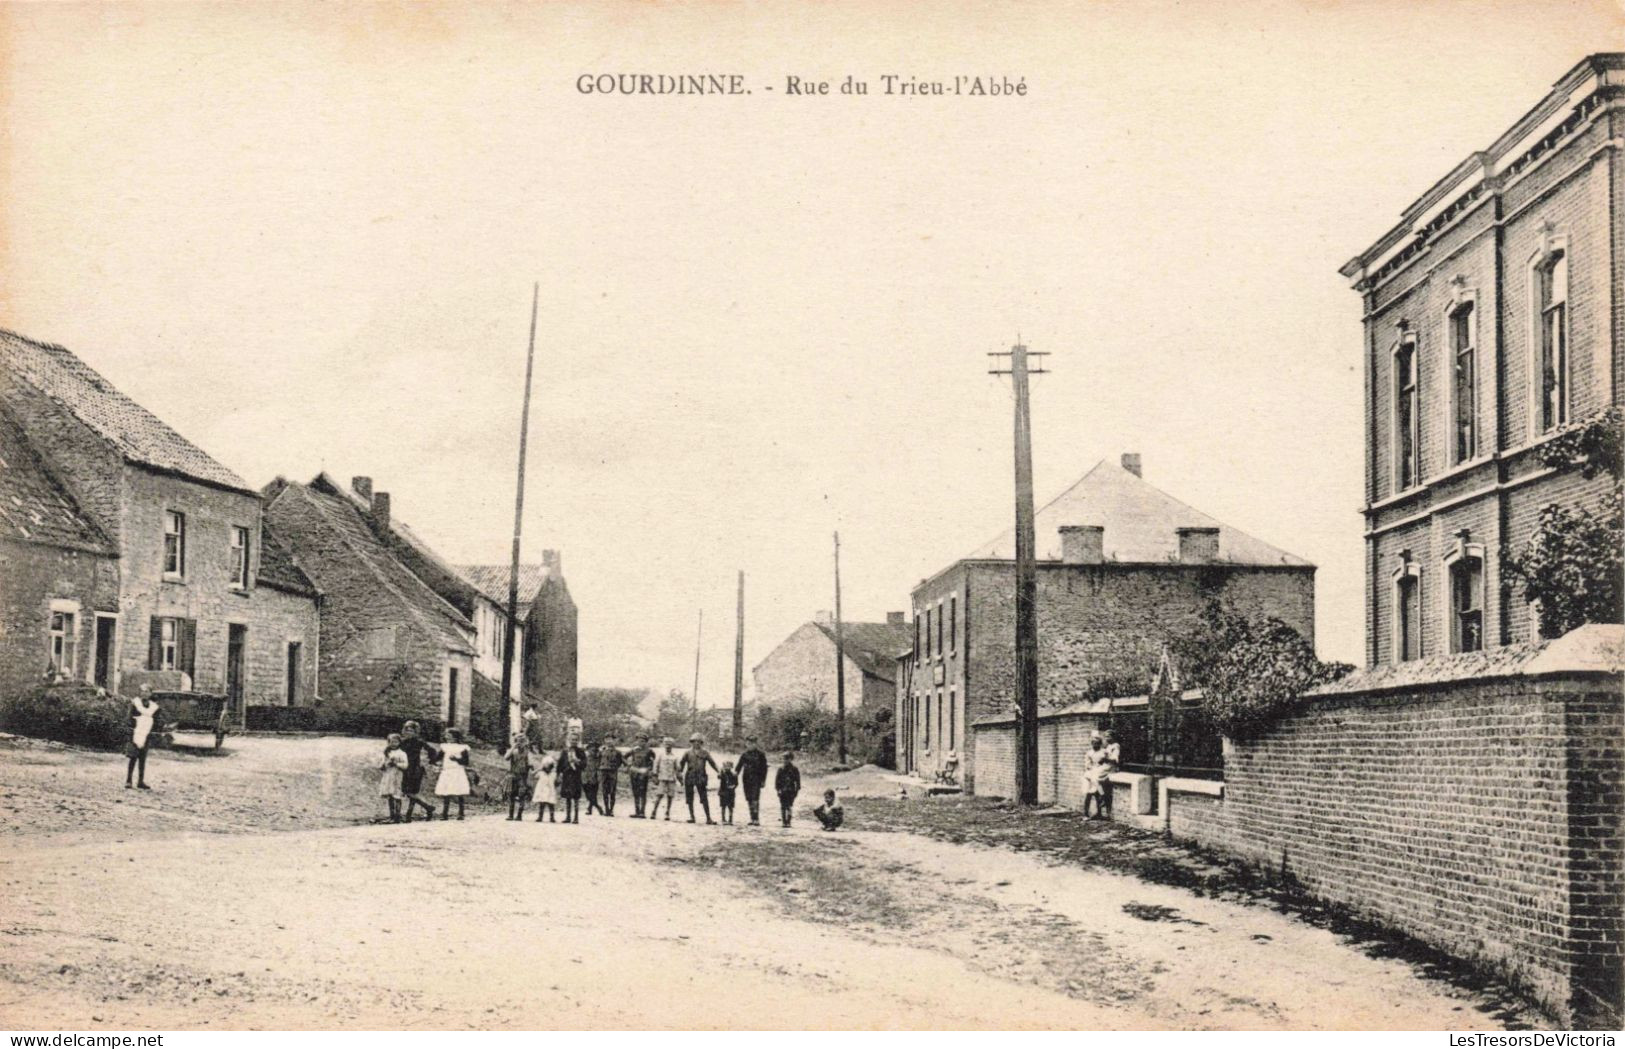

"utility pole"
[498,283,539,751]
[691,609,703,734]
[833,531,847,766]
[989,337,1048,805]
[733,570,745,743]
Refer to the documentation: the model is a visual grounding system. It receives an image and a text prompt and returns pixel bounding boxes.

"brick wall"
[1166,633,1622,1027]
[973,713,1108,807]
[0,537,120,703]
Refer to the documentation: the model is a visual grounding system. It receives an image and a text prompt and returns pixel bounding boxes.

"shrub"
[3,682,130,750]
[751,699,893,766]
[1191,613,1352,741]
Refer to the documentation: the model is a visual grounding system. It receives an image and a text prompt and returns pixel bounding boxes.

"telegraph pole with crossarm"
[988,338,1048,805]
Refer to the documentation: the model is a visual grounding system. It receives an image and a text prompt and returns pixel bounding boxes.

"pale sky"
[4,1,1621,701]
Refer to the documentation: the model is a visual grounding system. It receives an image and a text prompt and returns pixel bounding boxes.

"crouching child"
[813,789,844,832]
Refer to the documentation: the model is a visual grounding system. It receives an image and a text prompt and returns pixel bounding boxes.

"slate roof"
[962,458,1311,568]
[813,620,915,683]
[0,329,253,493]
[256,523,318,597]
[0,405,113,555]
[266,479,475,655]
[456,563,555,619]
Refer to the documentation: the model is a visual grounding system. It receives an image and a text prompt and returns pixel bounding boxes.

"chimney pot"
[352,476,373,501]
[814,610,833,625]
[542,549,561,574]
[1059,525,1105,565]
[372,491,391,531]
[1176,526,1220,564]
[886,611,905,626]
[1121,453,1142,477]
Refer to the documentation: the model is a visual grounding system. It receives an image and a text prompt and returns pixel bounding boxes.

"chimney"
[371,491,391,531]
[542,549,561,574]
[1121,453,1142,477]
[814,610,833,625]
[351,476,373,501]
[1059,525,1105,565]
[886,611,905,626]
[1177,526,1220,564]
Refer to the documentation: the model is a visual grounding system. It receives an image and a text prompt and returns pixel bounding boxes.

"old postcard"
[1,0,1622,1035]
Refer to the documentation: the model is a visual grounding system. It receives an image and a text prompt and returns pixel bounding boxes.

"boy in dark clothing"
[625,734,655,817]
[736,736,769,826]
[774,752,801,827]
[582,743,602,815]
[502,737,533,820]
[598,736,624,816]
[397,721,441,823]
[717,761,739,825]
[814,789,844,831]
[680,735,720,824]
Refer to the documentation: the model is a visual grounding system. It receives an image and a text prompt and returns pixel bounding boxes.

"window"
[157,618,178,671]
[447,667,460,725]
[49,610,77,677]
[948,688,957,750]
[1450,555,1484,654]
[163,511,186,577]
[1394,338,1419,491]
[922,692,931,749]
[1396,572,1421,662]
[949,595,957,654]
[923,607,931,659]
[914,612,921,660]
[230,526,250,588]
[287,642,302,705]
[936,601,944,658]
[1451,302,1477,463]
[148,616,195,676]
[1537,251,1569,432]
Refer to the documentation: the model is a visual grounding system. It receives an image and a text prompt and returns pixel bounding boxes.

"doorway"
[93,615,117,690]
[226,624,247,715]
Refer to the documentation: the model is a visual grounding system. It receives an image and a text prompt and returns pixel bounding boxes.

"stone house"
[753,611,912,714]
[1339,53,1623,666]
[0,330,320,717]
[451,562,535,740]
[901,454,1316,791]
[261,473,475,732]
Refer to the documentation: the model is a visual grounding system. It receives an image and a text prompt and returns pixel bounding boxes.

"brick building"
[0,330,320,717]
[261,473,475,731]
[1339,53,1624,666]
[901,454,1315,790]
[753,611,911,714]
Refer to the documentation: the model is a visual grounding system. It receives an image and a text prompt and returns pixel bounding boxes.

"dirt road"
[0,736,1529,1030]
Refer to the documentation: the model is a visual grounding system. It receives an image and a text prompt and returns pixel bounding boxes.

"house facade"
[0,330,320,717]
[901,454,1316,791]
[453,562,537,740]
[261,474,475,732]
[753,611,911,714]
[525,550,578,712]
[1340,53,1624,666]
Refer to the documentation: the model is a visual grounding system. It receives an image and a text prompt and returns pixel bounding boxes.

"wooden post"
[1011,340,1039,805]
[833,531,847,766]
[733,570,745,742]
[691,609,703,734]
[498,283,539,751]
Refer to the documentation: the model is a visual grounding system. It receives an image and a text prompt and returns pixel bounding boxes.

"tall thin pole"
[990,337,1047,805]
[499,283,539,751]
[733,570,745,742]
[692,609,703,733]
[833,531,847,766]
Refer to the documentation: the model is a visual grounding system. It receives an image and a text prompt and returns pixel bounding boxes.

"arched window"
[1393,335,1420,491]
[1536,249,1569,432]
[1445,535,1486,654]
[1393,555,1422,662]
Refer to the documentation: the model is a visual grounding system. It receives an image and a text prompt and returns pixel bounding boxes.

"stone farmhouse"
[900,453,1315,791]
[0,329,320,717]
[753,611,911,715]
[458,552,579,717]
[1339,52,1623,665]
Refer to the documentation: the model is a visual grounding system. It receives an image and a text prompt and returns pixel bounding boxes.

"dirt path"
[0,738,1533,1029]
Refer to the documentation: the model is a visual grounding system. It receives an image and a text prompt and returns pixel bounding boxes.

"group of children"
[377,723,847,831]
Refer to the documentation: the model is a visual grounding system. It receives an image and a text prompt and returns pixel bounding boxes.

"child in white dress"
[379,733,408,822]
[435,727,473,821]
[531,753,559,823]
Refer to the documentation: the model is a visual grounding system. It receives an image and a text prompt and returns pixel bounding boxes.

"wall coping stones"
[1310,624,1624,699]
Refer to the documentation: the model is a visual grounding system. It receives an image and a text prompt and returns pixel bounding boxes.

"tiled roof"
[962,458,1312,568]
[0,405,112,555]
[269,480,475,655]
[456,563,554,619]
[813,620,915,682]
[256,523,318,597]
[0,329,252,493]
[311,473,482,615]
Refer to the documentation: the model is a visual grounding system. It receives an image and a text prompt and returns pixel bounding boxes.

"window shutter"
[179,619,198,677]
[148,617,163,671]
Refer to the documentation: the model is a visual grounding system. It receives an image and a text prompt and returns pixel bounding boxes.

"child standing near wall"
[379,733,408,823]
[717,761,738,825]
[775,752,801,828]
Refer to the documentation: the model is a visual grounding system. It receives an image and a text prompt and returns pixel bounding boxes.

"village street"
[0,736,1533,1031]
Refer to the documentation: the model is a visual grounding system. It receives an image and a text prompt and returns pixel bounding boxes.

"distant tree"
[1504,409,1624,639]
[569,687,650,743]
[653,688,693,741]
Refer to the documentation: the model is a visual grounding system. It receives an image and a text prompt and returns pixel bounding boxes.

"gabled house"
[753,611,912,714]
[261,474,475,731]
[458,551,578,717]
[0,330,319,716]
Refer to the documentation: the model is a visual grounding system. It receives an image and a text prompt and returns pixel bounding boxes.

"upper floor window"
[1393,337,1420,491]
[49,610,77,677]
[913,611,921,660]
[1450,302,1477,463]
[230,526,250,589]
[922,607,932,659]
[948,594,957,654]
[163,511,186,577]
[1450,554,1484,654]
[1537,251,1569,432]
[936,601,944,658]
